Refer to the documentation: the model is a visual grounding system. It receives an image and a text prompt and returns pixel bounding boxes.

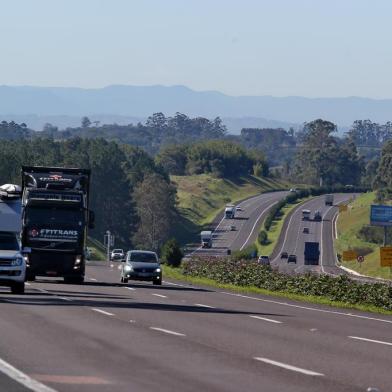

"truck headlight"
[12,257,23,266]
[124,265,132,272]
[155,268,161,273]
[75,255,82,265]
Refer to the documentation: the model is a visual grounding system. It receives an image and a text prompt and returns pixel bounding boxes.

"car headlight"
[124,265,132,272]
[155,268,161,273]
[12,257,23,266]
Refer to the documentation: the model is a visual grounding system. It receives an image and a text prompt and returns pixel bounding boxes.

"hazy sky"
[1,0,392,97]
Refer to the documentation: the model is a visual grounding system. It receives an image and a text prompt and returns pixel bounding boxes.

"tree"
[81,116,91,128]
[161,238,183,267]
[133,174,177,251]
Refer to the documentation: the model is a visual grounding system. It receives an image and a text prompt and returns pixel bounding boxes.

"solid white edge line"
[220,291,392,324]
[249,315,282,324]
[240,199,278,251]
[89,278,97,281]
[91,308,114,316]
[0,356,57,392]
[124,287,136,291]
[152,293,167,298]
[59,297,73,302]
[149,327,185,336]
[348,336,392,346]
[194,303,215,308]
[254,357,324,376]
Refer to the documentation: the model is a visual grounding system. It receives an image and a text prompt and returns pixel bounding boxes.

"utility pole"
[104,231,115,264]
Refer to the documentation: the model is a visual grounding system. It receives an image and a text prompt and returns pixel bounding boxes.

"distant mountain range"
[1,84,391,133]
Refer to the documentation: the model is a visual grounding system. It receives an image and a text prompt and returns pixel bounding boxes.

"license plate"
[46,271,57,276]
[139,273,150,277]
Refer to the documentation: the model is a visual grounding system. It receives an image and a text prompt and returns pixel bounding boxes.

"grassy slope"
[335,192,392,279]
[255,197,311,256]
[171,174,288,244]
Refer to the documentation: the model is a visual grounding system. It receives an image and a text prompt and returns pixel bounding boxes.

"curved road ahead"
[190,191,287,257]
[0,264,390,392]
[272,194,355,275]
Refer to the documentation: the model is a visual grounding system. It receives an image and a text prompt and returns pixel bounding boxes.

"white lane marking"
[194,303,215,308]
[91,308,114,316]
[320,204,335,273]
[254,357,324,376]
[89,278,97,281]
[249,315,282,324]
[129,320,136,323]
[124,287,136,291]
[0,356,57,392]
[149,327,185,337]
[334,212,339,239]
[240,199,278,251]
[152,293,167,298]
[221,292,392,324]
[59,297,73,302]
[348,336,392,347]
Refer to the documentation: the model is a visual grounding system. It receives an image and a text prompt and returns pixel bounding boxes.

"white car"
[258,255,270,265]
[110,249,125,261]
[235,206,242,212]
[0,232,26,294]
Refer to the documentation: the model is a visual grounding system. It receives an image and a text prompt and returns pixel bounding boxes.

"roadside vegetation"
[163,259,392,314]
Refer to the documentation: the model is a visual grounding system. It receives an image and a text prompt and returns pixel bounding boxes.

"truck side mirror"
[88,210,95,229]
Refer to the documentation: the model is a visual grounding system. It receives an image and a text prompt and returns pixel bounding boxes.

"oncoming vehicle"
[314,211,322,221]
[287,254,297,264]
[302,209,311,220]
[258,255,270,265]
[230,225,236,231]
[235,206,242,212]
[280,251,288,259]
[110,249,124,261]
[121,250,162,285]
[303,227,309,234]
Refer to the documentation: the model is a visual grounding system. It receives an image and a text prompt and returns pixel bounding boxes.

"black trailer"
[304,241,320,265]
[21,166,94,283]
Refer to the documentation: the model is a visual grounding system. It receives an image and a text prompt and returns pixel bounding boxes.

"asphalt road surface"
[0,264,391,392]
[190,191,287,257]
[272,194,355,275]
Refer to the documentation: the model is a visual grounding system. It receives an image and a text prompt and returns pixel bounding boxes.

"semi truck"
[0,184,26,294]
[201,231,212,248]
[21,166,94,284]
[224,204,235,219]
[325,194,334,206]
[304,241,320,265]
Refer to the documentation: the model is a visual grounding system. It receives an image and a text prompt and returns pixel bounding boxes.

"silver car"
[121,250,162,285]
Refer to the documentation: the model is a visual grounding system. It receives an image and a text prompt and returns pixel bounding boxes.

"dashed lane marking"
[123,287,136,291]
[249,315,282,324]
[149,327,186,337]
[194,303,215,309]
[348,336,392,347]
[91,308,114,317]
[254,357,324,376]
[151,293,167,298]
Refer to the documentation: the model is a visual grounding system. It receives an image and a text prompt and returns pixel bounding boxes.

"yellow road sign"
[339,204,348,212]
[342,250,358,261]
[380,247,392,267]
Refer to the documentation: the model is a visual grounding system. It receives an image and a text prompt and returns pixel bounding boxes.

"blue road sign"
[370,205,392,226]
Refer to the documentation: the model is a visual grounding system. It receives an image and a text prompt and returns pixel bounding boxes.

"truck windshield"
[25,207,84,224]
[0,232,19,251]
[129,253,157,263]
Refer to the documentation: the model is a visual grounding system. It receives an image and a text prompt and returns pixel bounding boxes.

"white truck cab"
[0,184,26,294]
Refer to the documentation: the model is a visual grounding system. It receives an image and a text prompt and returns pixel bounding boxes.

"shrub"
[161,238,183,267]
[358,225,385,245]
[258,230,269,245]
[182,257,392,310]
[232,244,258,260]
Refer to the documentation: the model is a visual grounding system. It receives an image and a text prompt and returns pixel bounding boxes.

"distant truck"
[21,166,95,284]
[325,194,334,206]
[0,184,26,294]
[201,231,212,248]
[304,242,320,265]
[302,209,311,220]
[314,210,322,221]
[224,204,235,219]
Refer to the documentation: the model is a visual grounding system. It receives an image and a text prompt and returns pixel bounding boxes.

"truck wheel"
[153,279,162,286]
[123,278,129,284]
[11,282,25,294]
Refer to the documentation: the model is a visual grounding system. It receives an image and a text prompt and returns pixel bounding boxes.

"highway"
[0,264,390,392]
[272,194,355,275]
[190,191,287,256]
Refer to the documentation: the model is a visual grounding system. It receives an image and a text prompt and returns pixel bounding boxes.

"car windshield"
[113,249,123,253]
[0,232,19,251]
[129,252,157,263]
[25,207,83,224]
